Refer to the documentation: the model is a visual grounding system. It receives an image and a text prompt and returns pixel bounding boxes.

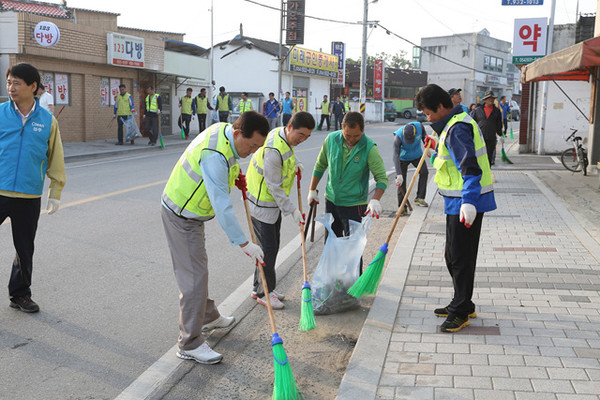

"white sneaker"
[257,292,284,309]
[202,315,235,332]
[177,342,222,365]
[272,290,285,301]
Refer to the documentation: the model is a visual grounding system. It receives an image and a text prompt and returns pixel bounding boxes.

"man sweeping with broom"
[415,84,496,333]
[161,111,269,364]
[246,111,315,310]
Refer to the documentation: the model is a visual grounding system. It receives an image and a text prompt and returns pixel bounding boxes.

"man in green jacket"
[308,111,387,272]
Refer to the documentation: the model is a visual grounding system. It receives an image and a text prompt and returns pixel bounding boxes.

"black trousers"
[0,196,41,299]
[181,114,192,137]
[502,119,508,135]
[251,214,282,297]
[145,113,159,144]
[397,158,428,206]
[334,113,344,130]
[445,212,484,318]
[325,200,365,274]
[218,111,229,123]
[282,113,292,126]
[116,116,125,143]
[484,137,497,166]
[197,113,207,133]
[319,114,330,130]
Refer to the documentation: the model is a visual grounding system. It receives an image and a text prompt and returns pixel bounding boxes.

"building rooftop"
[165,39,206,56]
[0,0,71,18]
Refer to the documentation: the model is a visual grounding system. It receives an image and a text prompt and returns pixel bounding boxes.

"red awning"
[523,35,600,83]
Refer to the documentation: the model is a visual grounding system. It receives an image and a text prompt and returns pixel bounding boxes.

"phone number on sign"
[502,0,543,5]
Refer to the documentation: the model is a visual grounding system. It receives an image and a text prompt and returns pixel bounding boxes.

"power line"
[242,0,361,25]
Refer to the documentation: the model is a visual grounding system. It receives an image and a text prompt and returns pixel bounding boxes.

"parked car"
[384,101,396,122]
[400,106,418,119]
[416,109,427,122]
[510,100,520,121]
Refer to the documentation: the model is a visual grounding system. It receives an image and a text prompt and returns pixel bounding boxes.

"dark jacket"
[471,105,502,141]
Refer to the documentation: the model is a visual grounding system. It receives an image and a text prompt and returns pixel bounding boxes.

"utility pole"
[359,0,368,114]
[278,0,284,116]
[537,0,556,155]
[209,0,214,106]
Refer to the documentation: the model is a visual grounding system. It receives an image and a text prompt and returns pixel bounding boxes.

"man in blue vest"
[1,63,66,313]
[161,111,270,364]
[281,91,295,126]
[264,92,280,129]
[416,84,496,333]
[392,122,429,211]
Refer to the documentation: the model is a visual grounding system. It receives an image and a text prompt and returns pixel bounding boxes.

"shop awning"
[523,35,600,83]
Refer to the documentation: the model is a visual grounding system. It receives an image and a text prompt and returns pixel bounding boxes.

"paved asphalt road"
[0,121,405,399]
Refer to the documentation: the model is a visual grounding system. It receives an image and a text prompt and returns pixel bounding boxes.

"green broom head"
[271,333,301,400]
[181,126,186,139]
[347,243,389,298]
[159,135,165,149]
[510,127,514,139]
[299,282,316,331]
[501,149,513,164]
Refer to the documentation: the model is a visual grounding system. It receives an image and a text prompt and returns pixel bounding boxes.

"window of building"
[483,55,504,73]
[40,71,70,105]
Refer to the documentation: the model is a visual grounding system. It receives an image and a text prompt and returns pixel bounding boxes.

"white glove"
[307,190,319,205]
[459,203,477,228]
[46,198,60,215]
[395,175,404,187]
[241,242,264,265]
[292,209,305,225]
[365,199,382,219]
[295,162,304,174]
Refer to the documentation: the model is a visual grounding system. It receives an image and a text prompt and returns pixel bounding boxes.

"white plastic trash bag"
[311,213,371,315]
[120,116,141,140]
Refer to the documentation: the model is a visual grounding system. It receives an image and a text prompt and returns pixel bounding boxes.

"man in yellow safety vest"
[192,88,213,133]
[144,85,162,146]
[113,83,136,145]
[316,94,330,131]
[216,86,233,123]
[179,87,194,139]
[238,92,253,113]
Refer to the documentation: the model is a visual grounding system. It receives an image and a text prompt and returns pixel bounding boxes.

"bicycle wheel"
[561,148,582,172]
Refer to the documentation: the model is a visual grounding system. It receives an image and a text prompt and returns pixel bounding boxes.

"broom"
[158,114,166,149]
[179,113,186,139]
[500,134,513,164]
[296,171,315,331]
[241,185,301,400]
[348,139,433,298]
[510,117,514,139]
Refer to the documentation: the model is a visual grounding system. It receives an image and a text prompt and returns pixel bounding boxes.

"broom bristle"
[271,334,301,400]
[501,150,513,164]
[347,243,389,298]
[299,283,316,331]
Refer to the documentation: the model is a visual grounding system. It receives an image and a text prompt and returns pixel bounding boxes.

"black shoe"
[440,315,469,332]
[148,141,153,145]
[151,142,156,146]
[115,142,123,145]
[10,296,40,313]
[434,305,477,318]
[130,140,135,145]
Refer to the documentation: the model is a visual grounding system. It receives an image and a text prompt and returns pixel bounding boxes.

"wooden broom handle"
[297,173,309,282]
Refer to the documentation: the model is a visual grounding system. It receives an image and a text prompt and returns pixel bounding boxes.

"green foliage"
[346,51,411,69]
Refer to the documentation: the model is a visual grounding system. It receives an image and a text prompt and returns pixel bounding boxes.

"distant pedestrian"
[179,88,193,139]
[342,95,350,113]
[37,84,54,114]
[1,63,66,313]
[468,103,477,115]
[144,85,162,146]
[238,92,253,113]
[316,95,330,131]
[216,86,233,122]
[113,83,136,145]
[332,96,345,131]
[392,122,429,212]
[471,91,502,166]
[264,92,280,129]
[161,111,269,365]
[281,91,295,126]
[192,88,213,133]
[448,88,469,113]
[416,83,496,333]
[499,96,511,136]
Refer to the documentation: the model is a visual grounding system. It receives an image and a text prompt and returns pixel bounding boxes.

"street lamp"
[359,0,377,114]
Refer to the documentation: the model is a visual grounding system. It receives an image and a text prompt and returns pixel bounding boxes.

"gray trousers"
[161,206,220,350]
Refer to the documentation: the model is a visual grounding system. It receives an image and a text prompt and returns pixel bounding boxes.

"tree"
[346,51,411,69]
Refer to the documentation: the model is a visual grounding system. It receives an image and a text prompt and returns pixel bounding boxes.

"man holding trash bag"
[246,111,315,309]
[415,84,496,333]
[307,111,387,272]
[161,111,269,364]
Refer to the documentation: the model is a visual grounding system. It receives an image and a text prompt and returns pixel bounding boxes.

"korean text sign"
[34,21,60,47]
[374,60,384,100]
[289,47,338,78]
[512,18,547,64]
[331,42,346,87]
[107,33,145,68]
[286,0,305,45]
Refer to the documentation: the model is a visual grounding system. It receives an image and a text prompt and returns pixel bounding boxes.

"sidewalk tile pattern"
[377,172,600,400]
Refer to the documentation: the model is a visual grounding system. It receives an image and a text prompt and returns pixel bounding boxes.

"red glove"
[235,173,247,192]
[424,135,437,150]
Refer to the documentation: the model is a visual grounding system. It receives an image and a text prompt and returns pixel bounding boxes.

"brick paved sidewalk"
[338,171,600,400]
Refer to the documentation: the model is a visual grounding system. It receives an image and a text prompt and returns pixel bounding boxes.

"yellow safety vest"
[239,99,253,113]
[196,96,208,114]
[321,101,330,115]
[161,123,240,219]
[116,93,133,116]
[146,94,159,112]
[343,100,350,112]
[218,94,230,111]
[432,113,493,197]
[181,96,193,115]
[247,127,296,208]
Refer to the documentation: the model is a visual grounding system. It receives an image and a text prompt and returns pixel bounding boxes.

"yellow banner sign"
[289,47,338,78]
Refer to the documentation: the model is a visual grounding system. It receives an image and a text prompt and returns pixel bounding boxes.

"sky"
[59,0,597,60]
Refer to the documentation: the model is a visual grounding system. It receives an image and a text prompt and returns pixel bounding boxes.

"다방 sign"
[34,21,60,47]
[107,33,145,68]
[513,18,548,64]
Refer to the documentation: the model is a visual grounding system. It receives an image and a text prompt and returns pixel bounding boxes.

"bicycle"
[560,128,588,176]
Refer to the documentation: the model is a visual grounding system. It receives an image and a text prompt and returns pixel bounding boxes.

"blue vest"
[0,99,53,195]
[394,122,424,161]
